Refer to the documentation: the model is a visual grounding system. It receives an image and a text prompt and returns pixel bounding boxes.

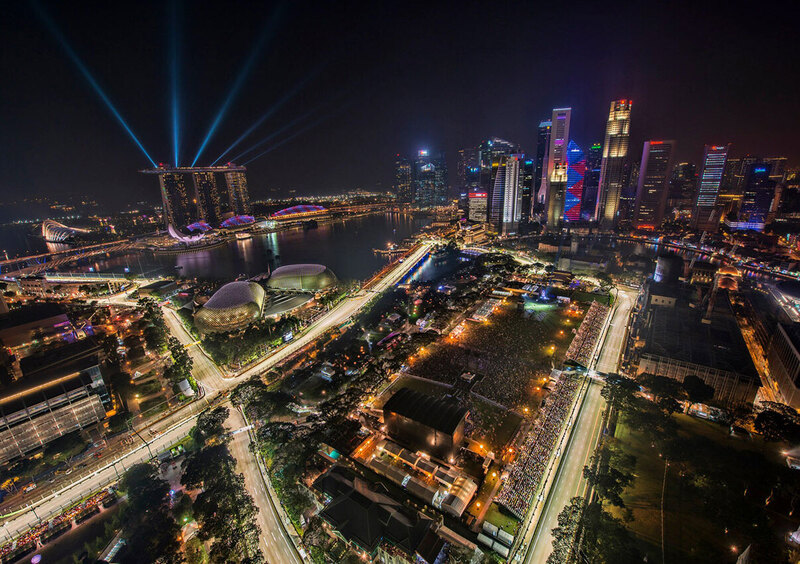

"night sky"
[2,0,798,209]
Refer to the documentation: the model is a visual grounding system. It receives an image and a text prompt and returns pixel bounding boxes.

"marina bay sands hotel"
[140,163,251,228]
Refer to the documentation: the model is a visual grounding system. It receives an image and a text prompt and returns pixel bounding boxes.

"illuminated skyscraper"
[158,172,193,228]
[478,138,520,221]
[534,121,551,206]
[520,158,534,222]
[224,169,251,216]
[564,141,586,222]
[633,140,676,229]
[734,162,776,231]
[395,154,413,203]
[490,155,523,234]
[412,150,447,207]
[468,192,488,222]
[543,108,571,220]
[596,99,632,227]
[691,144,731,232]
[193,171,222,226]
[581,142,602,220]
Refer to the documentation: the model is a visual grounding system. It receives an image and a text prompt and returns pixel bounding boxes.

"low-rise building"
[634,287,759,406]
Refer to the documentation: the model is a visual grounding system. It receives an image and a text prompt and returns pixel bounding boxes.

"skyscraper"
[633,140,676,229]
[457,147,480,193]
[543,108,571,221]
[520,158,534,223]
[478,138,520,222]
[468,191,488,222]
[158,172,193,228]
[667,162,697,215]
[691,144,731,232]
[564,141,586,222]
[581,143,602,220]
[596,99,632,227]
[534,121,551,206]
[193,171,222,226]
[395,155,413,203]
[224,169,251,216]
[412,150,447,207]
[490,155,523,234]
[734,162,776,231]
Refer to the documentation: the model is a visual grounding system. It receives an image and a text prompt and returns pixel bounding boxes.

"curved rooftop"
[203,281,264,310]
[382,387,467,435]
[194,281,265,334]
[267,264,337,291]
[270,204,327,218]
[41,220,89,243]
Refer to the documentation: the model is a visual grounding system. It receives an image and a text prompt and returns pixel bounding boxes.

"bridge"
[0,240,135,277]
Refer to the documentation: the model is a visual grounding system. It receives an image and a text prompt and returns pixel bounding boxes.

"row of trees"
[138,297,169,353]
[563,373,794,563]
[202,316,302,367]
[181,406,265,563]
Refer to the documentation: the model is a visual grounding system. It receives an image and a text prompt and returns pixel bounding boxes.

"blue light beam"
[190,4,285,166]
[211,66,324,166]
[242,102,352,165]
[231,107,321,163]
[170,0,181,167]
[32,1,157,167]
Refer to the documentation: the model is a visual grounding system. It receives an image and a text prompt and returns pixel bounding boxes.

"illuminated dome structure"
[267,264,337,291]
[194,281,265,334]
[186,221,212,233]
[220,215,255,228]
[270,205,328,220]
[41,220,89,243]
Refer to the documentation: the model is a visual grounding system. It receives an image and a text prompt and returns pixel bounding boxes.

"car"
[22,483,36,493]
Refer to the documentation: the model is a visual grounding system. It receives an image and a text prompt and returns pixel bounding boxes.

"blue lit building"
[729,163,776,231]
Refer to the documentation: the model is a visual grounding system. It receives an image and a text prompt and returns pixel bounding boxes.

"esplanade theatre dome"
[266,264,337,291]
[194,281,265,334]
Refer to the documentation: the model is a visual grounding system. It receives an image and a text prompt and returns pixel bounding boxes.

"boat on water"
[235,232,253,240]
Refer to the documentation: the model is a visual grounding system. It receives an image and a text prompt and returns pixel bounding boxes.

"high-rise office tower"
[468,191,488,222]
[691,144,730,232]
[158,172,193,228]
[520,158,535,222]
[457,147,480,192]
[618,161,639,222]
[489,155,523,234]
[543,108,571,219]
[478,138,520,221]
[735,162,776,231]
[534,121,551,206]
[224,168,251,216]
[193,171,222,226]
[764,157,788,184]
[667,162,697,214]
[412,150,448,207]
[596,99,632,227]
[633,140,676,229]
[395,155,413,203]
[581,143,602,220]
[564,141,586,222]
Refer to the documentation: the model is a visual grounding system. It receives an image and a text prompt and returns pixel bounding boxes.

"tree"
[754,408,800,442]
[682,375,715,404]
[191,406,229,447]
[102,335,122,369]
[548,497,584,564]
[636,373,687,402]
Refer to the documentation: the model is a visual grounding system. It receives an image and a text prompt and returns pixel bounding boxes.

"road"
[522,286,637,564]
[2,242,432,553]
[227,408,302,564]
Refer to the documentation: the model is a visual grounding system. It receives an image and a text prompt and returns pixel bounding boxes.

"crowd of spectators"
[495,375,582,518]
[564,301,609,367]
[0,488,116,559]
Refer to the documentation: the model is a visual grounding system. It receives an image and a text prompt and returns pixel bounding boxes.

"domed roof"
[203,281,265,310]
[718,277,737,290]
[717,265,740,276]
[267,264,337,291]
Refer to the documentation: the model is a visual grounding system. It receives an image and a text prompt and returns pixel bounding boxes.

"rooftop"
[203,281,264,310]
[641,288,758,379]
[382,387,467,435]
[0,303,68,330]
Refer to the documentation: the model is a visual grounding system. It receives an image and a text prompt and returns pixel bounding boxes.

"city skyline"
[2,1,799,208]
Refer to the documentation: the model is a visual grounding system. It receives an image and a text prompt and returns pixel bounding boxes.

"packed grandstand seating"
[495,374,582,518]
[0,488,116,559]
[564,301,610,367]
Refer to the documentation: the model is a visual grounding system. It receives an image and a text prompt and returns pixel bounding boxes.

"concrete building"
[0,340,108,464]
[596,99,632,227]
[633,140,676,229]
[382,388,467,461]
